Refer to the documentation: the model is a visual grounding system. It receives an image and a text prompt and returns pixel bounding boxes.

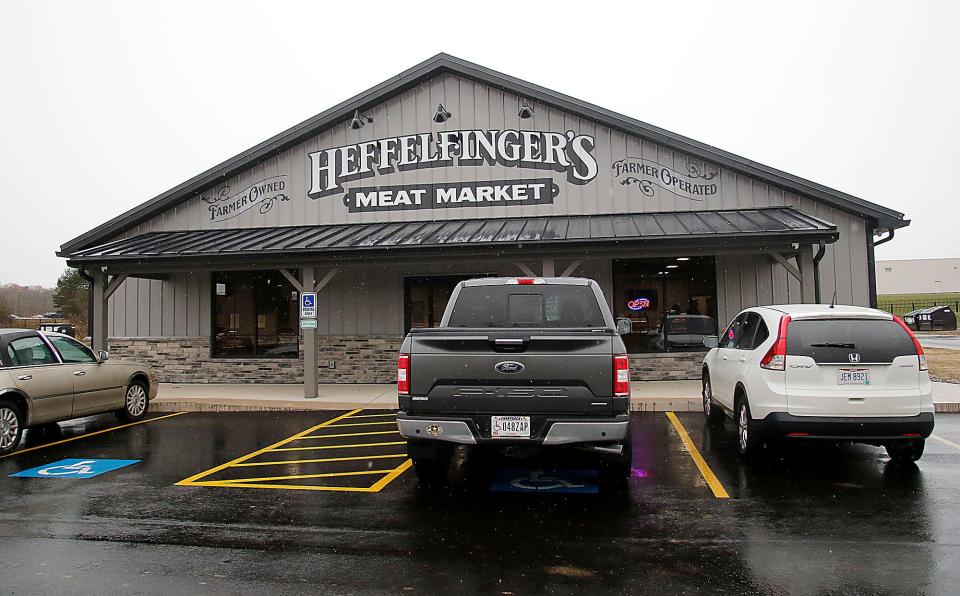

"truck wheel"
[600,422,633,488]
[702,373,725,427]
[407,440,451,486]
[886,440,925,463]
[0,400,24,456]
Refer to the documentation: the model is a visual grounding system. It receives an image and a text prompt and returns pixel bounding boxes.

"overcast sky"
[1,0,957,287]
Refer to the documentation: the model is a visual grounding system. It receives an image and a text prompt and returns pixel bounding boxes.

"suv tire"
[886,439,925,462]
[702,372,725,428]
[0,399,24,456]
[116,380,149,422]
[736,398,763,460]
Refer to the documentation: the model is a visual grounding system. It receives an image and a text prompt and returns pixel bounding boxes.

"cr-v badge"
[495,361,525,374]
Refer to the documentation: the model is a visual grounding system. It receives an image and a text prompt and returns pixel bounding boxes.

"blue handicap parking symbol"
[11,458,140,479]
[302,294,315,308]
[490,468,599,494]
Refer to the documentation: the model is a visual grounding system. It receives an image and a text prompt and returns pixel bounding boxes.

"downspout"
[77,267,95,341]
[812,240,827,303]
[869,228,895,309]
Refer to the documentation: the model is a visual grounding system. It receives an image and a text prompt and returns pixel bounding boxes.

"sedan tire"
[116,381,149,422]
[0,400,24,456]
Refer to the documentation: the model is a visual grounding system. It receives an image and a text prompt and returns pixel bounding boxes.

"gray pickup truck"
[396,277,633,484]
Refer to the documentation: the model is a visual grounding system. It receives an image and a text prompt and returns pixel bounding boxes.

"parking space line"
[177,409,362,485]
[233,453,408,467]
[216,469,397,484]
[932,434,960,451]
[324,421,398,428]
[270,441,406,452]
[177,409,411,493]
[665,412,730,499]
[0,412,187,459]
[297,430,399,440]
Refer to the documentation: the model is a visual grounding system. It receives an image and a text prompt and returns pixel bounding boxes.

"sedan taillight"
[397,353,410,395]
[614,355,631,397]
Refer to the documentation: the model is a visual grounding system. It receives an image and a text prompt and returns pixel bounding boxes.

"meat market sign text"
[307,129,597,212]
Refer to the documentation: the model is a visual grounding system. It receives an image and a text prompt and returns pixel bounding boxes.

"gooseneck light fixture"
[433,103,452,123]
[518,99,535,119]
[350,109,373,130]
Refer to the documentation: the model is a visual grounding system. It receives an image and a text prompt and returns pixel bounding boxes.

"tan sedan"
[0,329,157,455]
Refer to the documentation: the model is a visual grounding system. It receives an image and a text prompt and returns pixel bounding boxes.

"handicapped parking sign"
[300,292,317,318]
[11,458,140,479]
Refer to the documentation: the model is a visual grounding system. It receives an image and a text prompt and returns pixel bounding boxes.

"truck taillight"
[893,315,928,371]
[397,353,410,395]
[614,355,630,396]
[760,315,791,371]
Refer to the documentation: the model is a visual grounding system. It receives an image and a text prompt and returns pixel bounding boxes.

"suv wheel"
[702,373,725,427]
[116,381,149,422]
[886,439,925,462]
[0,400,24,456]
[736,399,763,460]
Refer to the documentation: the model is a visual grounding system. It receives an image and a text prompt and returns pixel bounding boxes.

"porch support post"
[301,266,318,399]
[514,262,536,276]
[542,259,555,277]
[91,271,109,352]
[797,246,816,304]
[560,260,582,277]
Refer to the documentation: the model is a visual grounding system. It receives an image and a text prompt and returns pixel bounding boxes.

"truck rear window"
[786,319,916,363]
[447,285,606,328]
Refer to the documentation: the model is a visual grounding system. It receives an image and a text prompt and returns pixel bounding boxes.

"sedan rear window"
[786,319,916,363]
[447,285,606,328]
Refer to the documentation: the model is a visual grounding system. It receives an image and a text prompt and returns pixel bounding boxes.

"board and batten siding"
[105,257,613,338]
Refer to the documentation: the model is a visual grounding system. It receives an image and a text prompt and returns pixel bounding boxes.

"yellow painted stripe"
[325,421,397,428]
[177,409,362,485]
[233,453,408,467]
[182,480,380,492]
[665,411,730,499]
[215,469,394,484]
[270,441,406,452]
[297,430,399,440]
[367,459,413,492]
[932,434,960,451]
[1,412,187,460]
[344,413,397,419]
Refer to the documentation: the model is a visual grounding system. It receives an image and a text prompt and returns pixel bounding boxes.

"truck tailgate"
[408,331,614,415]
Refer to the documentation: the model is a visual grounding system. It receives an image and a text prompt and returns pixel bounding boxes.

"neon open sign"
[627,297,651,311]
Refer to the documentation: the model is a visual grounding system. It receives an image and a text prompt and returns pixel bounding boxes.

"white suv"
[701,305,934,462]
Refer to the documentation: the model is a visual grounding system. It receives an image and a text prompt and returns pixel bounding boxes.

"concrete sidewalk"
[151,380,960,413]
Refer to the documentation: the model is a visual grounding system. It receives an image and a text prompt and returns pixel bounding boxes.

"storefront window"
[212,271,299,358]
[612,257,718,353]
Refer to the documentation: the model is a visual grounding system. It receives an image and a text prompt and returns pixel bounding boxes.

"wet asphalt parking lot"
[2,410,960,595]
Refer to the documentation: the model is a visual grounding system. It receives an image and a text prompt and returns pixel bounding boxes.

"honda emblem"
[848,353,861,363]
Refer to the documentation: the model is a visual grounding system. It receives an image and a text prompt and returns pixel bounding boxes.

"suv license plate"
[491,416,531,438]
[838,369,870,385]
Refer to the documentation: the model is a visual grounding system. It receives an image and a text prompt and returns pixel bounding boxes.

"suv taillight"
[614,355,630,396]
[397,353,410,395]
[760,315,791,371]
[893,315,928,371]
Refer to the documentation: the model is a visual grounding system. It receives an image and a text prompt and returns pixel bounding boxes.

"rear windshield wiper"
[809,342,857,349]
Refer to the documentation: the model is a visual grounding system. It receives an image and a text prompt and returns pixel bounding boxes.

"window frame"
[4,333,64,368]
[210,271,301,360]
[47,335,99,364]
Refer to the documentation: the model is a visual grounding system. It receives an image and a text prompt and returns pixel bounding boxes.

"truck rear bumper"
[396,412,629,445]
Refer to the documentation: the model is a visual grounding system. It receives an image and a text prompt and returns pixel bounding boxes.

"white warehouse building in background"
[876,258,960,295]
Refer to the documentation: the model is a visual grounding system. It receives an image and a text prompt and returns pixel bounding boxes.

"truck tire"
[600,422,633,487]
[407,440,451,486]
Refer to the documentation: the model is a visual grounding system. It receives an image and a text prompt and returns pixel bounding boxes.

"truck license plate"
[838,369,870,385]
[491,416,531,438]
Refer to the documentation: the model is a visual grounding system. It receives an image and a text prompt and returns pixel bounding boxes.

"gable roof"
[58,53,907,257]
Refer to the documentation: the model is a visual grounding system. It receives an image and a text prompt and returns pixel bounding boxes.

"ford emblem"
[495,361,525,374]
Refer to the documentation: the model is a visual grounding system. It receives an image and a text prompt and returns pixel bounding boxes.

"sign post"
[300,271,318,399]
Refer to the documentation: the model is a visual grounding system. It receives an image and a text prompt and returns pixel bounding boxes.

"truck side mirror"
[702,336,719,349]
[615,317,633,335]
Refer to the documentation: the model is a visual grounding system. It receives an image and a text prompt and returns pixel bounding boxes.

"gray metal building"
[57,54,908,390]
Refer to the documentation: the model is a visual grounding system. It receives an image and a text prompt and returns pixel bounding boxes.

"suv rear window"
[447,285,606,328]
[786,318,916,363]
